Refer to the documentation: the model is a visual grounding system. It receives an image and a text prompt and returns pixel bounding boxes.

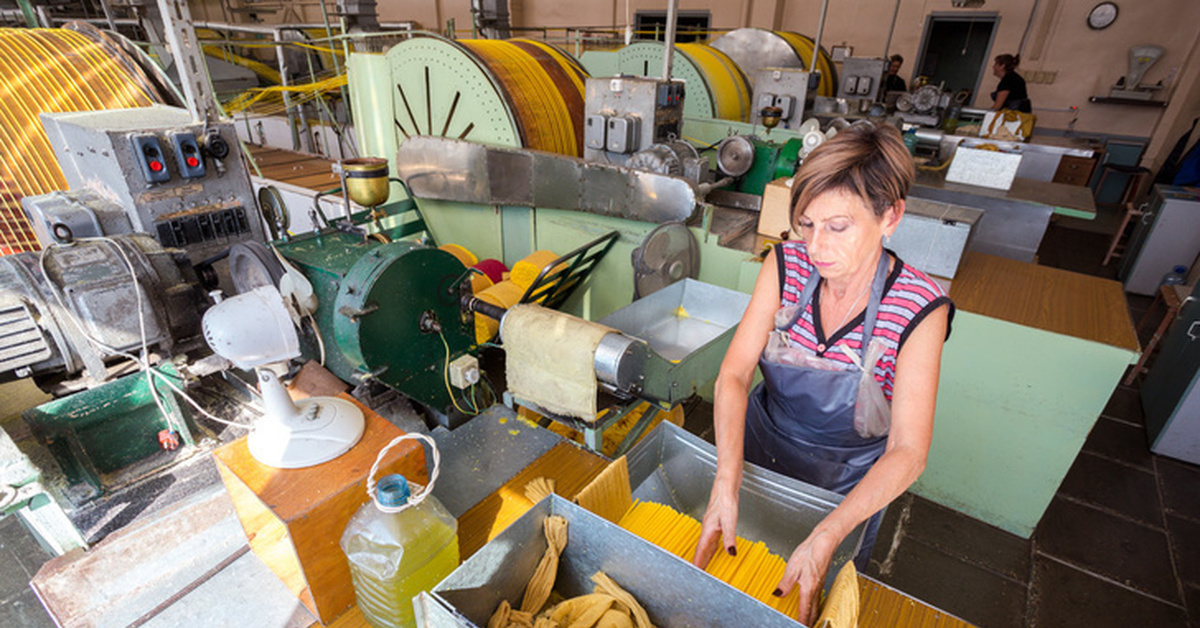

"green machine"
[709,133,803,196]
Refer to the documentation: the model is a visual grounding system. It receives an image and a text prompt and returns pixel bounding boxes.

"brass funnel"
[341,158,390,208]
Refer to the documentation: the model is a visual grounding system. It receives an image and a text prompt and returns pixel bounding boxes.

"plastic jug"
[1160,265,1188,291]
[341,435,459,628]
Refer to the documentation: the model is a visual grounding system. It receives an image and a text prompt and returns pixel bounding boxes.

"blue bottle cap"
[376,474,411,507]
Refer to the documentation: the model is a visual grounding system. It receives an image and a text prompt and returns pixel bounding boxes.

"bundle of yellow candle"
[617,501,799,617]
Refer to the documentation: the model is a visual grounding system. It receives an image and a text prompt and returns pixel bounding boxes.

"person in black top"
[884,54,907,94]
[990,53,1031,113]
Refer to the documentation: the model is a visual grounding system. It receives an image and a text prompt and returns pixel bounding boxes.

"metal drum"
[711,28,838,97]
[365,35,589,158]
[616,42,751,122]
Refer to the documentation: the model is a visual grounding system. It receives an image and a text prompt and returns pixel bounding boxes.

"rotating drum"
[381,36,589,157]
[616,42,751,122]
[711,28,838,98]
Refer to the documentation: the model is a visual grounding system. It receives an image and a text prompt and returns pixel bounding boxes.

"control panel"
[583,76,685,166]
[750,68,810,129]
[40,105,263,263]
[836,57,889,102]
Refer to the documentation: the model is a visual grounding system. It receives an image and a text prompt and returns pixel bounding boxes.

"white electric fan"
[202,286,365,468]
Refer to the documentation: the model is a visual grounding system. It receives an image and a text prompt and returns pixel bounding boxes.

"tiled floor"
[2,206,1198,627]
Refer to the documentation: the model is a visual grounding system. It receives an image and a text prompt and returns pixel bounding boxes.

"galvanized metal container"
[417,423,866,627]
[625,422,864,583]
[416,496,803,628]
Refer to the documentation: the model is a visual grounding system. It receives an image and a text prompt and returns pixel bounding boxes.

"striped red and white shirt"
[774,240,954,401]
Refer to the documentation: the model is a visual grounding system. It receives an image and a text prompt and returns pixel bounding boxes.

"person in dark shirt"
[884,54,907,93]
[990,53,1031,113]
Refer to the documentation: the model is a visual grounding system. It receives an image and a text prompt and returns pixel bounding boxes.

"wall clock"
[1088,2,1118,30]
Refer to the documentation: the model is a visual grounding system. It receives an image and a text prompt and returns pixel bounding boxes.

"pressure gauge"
[1087,2,1118,30]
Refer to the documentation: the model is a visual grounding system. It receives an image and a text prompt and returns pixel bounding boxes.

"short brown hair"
[994,53,1020,72]
[889,54,904,64]
[789,124,914,227]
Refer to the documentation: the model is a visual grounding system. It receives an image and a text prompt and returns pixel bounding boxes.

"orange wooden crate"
[212,396,427,625]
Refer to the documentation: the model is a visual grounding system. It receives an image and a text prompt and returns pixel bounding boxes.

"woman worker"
[692,124,953,625]
[991,53,1032,113]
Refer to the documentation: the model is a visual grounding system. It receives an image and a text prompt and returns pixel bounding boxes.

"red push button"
[186,156,200,168]
[149,160,164,172]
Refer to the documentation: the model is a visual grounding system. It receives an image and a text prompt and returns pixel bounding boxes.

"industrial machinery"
[710,28,837,98]
[750,68,810,129]
[583,75,708,185]
[35,105,262,264]
[895,84,951,127]
[836,57,889,102]
[0,233,206,388]
[714,134,804,197]
[351,34,589,166]
[608,42,751,122]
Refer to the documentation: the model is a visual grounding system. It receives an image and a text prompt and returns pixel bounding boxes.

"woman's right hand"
[692,482,739,568]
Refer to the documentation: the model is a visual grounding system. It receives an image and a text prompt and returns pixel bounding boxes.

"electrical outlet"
[449,354,481,389]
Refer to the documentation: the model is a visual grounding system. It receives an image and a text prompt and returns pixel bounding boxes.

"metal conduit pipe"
[661,0,678,81]
[811,0,830,84]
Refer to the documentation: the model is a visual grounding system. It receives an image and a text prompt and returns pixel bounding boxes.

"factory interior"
[1,0,1200,626]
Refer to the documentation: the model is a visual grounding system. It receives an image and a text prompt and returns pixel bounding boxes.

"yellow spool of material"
[462,39,586,157]
[510,250,563,291]
[678,43,750,122]
[0,27,165,253]
[776,31,836,97]
[439,243,479,268]
[470,272,494,294]
[474,280,525,343]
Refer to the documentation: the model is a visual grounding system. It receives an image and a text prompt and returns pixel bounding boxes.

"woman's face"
[796,189,900,282]
[993,62,1005,78]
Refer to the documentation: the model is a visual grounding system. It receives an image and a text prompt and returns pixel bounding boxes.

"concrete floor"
[2,204,1198,627]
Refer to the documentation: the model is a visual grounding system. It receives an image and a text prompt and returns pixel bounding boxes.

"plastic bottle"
[341,455,459,628]
[902,128,919,155]
[1160,265,1188,291]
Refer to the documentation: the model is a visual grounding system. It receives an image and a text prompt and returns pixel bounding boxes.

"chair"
[1102,201,1145,266]
[1099,165,1152,266]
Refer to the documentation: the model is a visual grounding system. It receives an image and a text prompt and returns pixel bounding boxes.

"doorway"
[915,14,999,104]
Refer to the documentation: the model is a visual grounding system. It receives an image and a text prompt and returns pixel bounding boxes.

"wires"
[437,328,476,417]
[37,237,254,430]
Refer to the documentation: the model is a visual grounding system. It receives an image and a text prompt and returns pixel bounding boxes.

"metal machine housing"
[750,68,810,128]
[583,76,686,166]
[40,105,263,263]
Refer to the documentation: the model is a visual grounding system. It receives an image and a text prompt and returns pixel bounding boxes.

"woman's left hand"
[775,529,840,626]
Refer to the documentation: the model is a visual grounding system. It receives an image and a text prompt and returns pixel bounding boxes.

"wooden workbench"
[912,252,1140,537]
[949,252,1139,351]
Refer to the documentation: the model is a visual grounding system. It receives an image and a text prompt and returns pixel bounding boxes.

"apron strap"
[778,248,891,359]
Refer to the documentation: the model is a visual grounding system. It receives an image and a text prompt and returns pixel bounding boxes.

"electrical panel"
[837,57,889,102]
[750,68,810,129]
[583,76,685,165]
[40,105,263,263]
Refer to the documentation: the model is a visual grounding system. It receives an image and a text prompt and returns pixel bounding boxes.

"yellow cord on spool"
[0,28,162,253]
[438,243,479,268]
[678,43,750,122]
[462,39,586,157]
[474,280,525,343]
[776,31,836,97]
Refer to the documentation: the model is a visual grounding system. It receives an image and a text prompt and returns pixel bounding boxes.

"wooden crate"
[212,396,426,625]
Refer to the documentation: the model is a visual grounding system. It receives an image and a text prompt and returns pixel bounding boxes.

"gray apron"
[744,250,891,568]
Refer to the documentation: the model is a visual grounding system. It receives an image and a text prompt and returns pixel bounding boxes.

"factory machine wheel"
[710,28,838,98]
[616,41,751,122]
[384,35,589,157]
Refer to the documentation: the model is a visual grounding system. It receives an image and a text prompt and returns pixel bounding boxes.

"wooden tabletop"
[246,146,343,193]
[949,252,1139,352]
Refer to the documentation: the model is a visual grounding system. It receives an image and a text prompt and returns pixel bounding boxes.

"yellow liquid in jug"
[344,504,460,628]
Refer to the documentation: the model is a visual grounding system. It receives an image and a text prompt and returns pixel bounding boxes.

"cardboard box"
[757,176,796,238]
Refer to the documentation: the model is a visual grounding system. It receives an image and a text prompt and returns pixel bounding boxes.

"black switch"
[171,132,206,179]
[130,134,170,183]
